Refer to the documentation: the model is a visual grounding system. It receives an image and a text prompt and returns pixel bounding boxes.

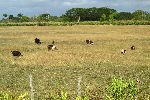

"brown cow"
[47,45,58,51]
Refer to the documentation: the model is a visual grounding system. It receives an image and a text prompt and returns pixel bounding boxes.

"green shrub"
[47,91,68,100]
[76,96,89,100]
[0,92,29,100]
[106,78,138,100]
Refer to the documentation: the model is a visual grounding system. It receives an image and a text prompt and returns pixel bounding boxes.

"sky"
[0,0,150,18]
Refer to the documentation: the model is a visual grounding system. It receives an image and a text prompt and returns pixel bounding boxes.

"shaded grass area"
[0,26,150,99]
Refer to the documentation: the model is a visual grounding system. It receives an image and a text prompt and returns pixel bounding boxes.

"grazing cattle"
[131,46,135,50]
[86,39,94,45]
[121,49,126,54]
[47,45,58,51]
[35,38,41,44]
[11,50,23,57]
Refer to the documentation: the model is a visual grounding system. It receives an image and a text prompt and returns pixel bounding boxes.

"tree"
[60,14,70,22]
[132,10,149,20]
[100,14,107,21]
[116,12,133,20]
[8,15,14,19]
[98,7,117,21]
[17,13,23,18]
[20,16,30,22]
[37,13,51,21]
[63,7,117,21]
[109,12,118,22]
[64,8,87,21]
[3,14,7,18]
[146,14,150,21]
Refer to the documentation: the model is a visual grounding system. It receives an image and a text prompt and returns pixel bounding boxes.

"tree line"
[1,7,150,22]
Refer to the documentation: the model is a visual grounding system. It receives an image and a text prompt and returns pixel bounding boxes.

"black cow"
[86,40,94,45]
[11,50,23,57]
[131,46,135,50]
[35,38,41,44]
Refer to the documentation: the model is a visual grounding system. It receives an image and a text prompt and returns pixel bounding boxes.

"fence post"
[29,74,34,100]
[77,76,82,97]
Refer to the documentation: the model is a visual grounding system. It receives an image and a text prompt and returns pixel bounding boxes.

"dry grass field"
[0,25,150,99]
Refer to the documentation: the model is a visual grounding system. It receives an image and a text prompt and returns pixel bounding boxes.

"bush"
[76,96,89,100]
[48,91,68,100]
[0,92,29,100]
[106,78,138,100]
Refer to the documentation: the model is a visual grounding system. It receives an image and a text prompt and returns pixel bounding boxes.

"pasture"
[0,25,150,99]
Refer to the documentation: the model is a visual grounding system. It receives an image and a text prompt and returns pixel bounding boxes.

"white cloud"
[63,0,97,6]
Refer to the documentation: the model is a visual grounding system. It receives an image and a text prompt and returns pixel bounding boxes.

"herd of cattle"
[11,38,135,57]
